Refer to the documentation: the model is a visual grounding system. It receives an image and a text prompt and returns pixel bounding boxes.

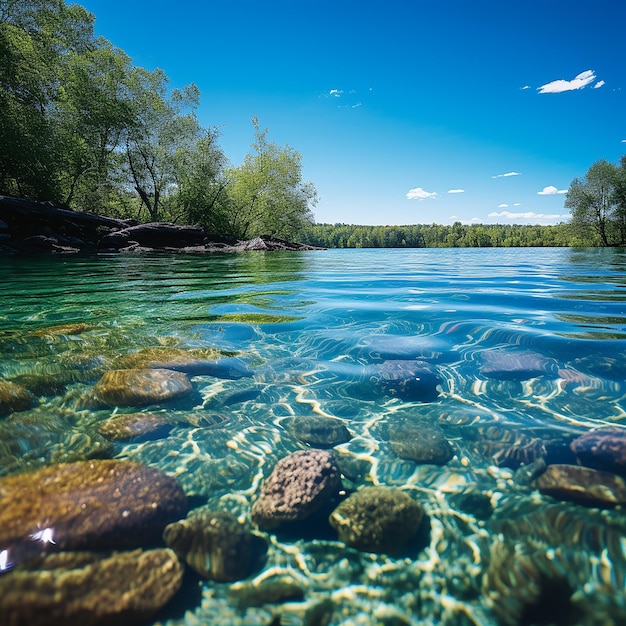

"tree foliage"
[565,157,626,247]
[0,0,317,239]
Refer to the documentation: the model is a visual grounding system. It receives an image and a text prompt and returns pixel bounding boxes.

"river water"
[2,247,626,625]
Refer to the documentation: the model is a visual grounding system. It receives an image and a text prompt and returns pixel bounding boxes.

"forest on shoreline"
[301,222,575,248]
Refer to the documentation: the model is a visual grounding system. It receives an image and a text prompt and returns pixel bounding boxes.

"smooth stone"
[0,380,35,417]
[329,486,423,554]
[0,459,188,552]
[0,548,183,626]
[479,350,559,381]
[98,412,173,442]
[93,368,193,407]
[31,322,94,337]
[287,415,351,447]
[388,421,453,465]
[570,428,626,476]
[251,449,341,530]
[228,576,305,609]
[367,359,441,401]
[534,464,626,506]
[163,509,257,581]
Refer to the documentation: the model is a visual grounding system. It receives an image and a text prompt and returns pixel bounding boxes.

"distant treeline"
[300,222,582,248]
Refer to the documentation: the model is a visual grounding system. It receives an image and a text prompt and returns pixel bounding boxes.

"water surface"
[2,247,626,624]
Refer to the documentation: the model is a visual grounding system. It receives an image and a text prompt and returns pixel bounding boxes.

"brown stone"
[251,449,341,530]
[0,548,183,626]
[0,379,35,417]
[534,464,626,506]
[98,412,173,442]
[0,459,188,551]
[287,415,351,447]
[93,368,192,407]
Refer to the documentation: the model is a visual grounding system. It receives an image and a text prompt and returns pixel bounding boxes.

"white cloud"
[594,80,606,89]
[447,189,465,194]
[537,69,597,94]
[328,89,343,97]
[621,139,626,143]
[406,187,438,200]
[498,203,509,208]
[514,203,522,206]
[492,172,521,178]
[351,102,362,108]
[489,210,563,220]
[521,85,530,90]
[537,185,567,195]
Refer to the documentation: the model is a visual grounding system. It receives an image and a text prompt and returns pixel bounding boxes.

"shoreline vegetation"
[2,2,625,249]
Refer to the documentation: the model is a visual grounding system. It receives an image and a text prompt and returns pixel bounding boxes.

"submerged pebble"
[287,415,351,447]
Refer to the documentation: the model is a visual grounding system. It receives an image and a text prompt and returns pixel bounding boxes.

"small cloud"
[498,203,509,208]
[521,85,530,90]
[537,69,597,94]
[351,102,362,108]
[492,172,521,178]
[537,185,567,195]
[447,189,465,194]
[328,89,343,97]
[594,80,606,89]
[621,139,626,143]
[514,203,522,206]
[488,210,563,220]
[406,187,438,200]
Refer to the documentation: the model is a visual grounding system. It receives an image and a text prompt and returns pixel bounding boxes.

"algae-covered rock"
[0,459,188,552]
[534,464,626,507]
[251,449,341,530]
[93,368,192,407]
[287,415,351,447]
[0,548,183,626]
[228,575,305,609]
[368,359,441,401]
[164,509,258,581]
[0,379,35,417]
[329,486,423,554]
[388,421,453,465]
[98,412,173,442]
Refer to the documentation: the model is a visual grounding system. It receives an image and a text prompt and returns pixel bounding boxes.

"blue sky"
[80,0,626,226]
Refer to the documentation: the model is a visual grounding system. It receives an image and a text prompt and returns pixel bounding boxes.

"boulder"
[287,415,351,447]
[98,412,173,442]
[0,548,183,626]
[388,421,453,465]
[93,368,193,407]
[534,464,626,507]
[251,449,341,530]
[367,360,441,401]
[0,459,188,553]
[329,486,423,554]
[0,379,35,417]
[164,508,259,581]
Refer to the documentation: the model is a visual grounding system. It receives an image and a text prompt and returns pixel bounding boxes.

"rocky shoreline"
[0,195,322,255]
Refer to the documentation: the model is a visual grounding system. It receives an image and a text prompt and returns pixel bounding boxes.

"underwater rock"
[228,575,305,609]
[9,373,67,397]
[93,368,193,407]
[287,415,351,447]
[98,412,173,442]
[534,464,626,507]
[329,486,423,554]
[251,449,341,530]
[0,459,188,552]
[570,428,626,476]
[30,322,94,337]
[388,421,453,465]
[479,350,559,381]
[450,488,494,520]
[0,379,35,417]
[164,508,261,581]
[0,548,183,626]
[367,359,441,401]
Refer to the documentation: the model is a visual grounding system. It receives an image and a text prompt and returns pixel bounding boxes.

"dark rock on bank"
[0,195,322,254]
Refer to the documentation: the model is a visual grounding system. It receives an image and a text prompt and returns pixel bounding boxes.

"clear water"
[2,247,626,624]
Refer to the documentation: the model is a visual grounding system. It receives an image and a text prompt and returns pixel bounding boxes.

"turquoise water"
[2,247,626,624]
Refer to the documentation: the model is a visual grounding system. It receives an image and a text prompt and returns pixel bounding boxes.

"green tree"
[224,117,317,239]
[565,158,625,246]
